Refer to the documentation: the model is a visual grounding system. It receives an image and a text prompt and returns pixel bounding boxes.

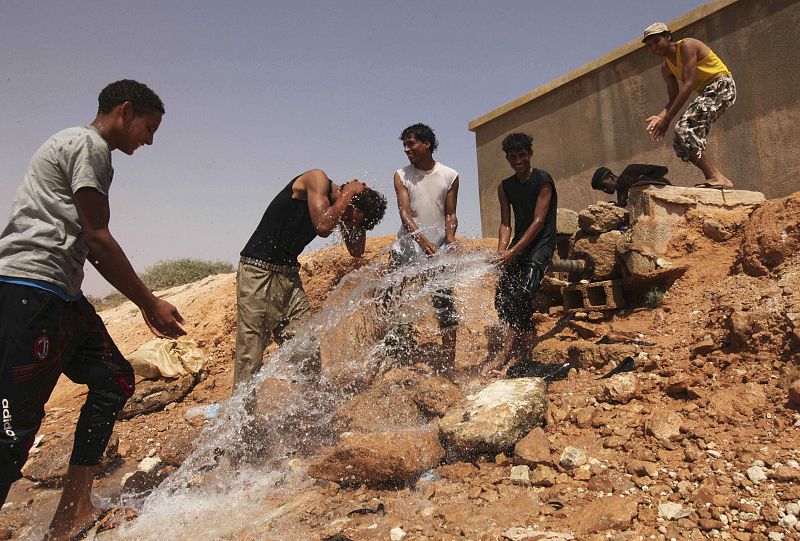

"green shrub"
[139,258,234,291]
[87,258,234,311]
[644,288,667,308]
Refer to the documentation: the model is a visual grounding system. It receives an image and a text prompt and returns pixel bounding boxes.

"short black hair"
[351,188,387,231]
[400,123,438,153]
[98,79,165,116]
[501,132,533,153]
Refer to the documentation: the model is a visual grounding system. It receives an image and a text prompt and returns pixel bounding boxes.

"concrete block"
[562,280,625,311]
[627,185,764,253]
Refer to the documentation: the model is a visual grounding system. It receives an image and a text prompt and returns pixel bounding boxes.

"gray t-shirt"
[0,126,113,296]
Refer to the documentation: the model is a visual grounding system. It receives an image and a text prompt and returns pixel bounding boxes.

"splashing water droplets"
[112,245,498,540]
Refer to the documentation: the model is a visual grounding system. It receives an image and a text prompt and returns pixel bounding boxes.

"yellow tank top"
[665,39,730,93]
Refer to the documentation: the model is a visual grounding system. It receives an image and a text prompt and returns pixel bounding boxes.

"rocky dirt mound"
[738,192,800,276]
[3,193,800,541]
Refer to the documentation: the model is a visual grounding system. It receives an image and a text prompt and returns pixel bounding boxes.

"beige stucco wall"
[470,0,800,237]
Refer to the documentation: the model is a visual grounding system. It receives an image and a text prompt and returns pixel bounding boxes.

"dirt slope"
[2,195,800,541]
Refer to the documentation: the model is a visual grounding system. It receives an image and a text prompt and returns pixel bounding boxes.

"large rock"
[331,366,463,433]
[578,202,628,235]
[307,427,444,487]
[617,238,687,292]
[120,374,196,420]
[556,208,579,236]
[571,230,623,280]
[739,192,800,276]
[789,380,800,408]
[439,378,547,458]
[22,430,120,485]
[574,495,638,534]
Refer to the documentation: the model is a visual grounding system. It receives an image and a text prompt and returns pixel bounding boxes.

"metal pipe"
[550,257,587,273]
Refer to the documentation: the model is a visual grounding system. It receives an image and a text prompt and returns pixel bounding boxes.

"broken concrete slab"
[626,185,764,253]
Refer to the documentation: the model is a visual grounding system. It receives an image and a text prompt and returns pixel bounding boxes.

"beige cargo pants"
[234,260,318,389]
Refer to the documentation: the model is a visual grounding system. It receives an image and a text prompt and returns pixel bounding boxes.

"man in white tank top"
[389,123,460,374]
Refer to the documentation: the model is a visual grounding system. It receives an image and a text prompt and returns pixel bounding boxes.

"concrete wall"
[470,0,800,237]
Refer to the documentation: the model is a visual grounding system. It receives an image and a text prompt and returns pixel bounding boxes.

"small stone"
[559,447,587,469]
[698,518,725,531]
[530,465,556,487]
[645,410,683,441]
[658,502,692,520]
[137,455,162,473]
[514,427,553,466]
[510,465,531,486]
[785,503,800,516]
[627,459,659,478]
[390,527,406,541]
[747,465,767,484]
[601,374,640,404]
[779,514,797,528]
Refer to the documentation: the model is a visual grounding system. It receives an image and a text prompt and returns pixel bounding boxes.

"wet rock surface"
[307,428,444,487]
[439,378,548,459]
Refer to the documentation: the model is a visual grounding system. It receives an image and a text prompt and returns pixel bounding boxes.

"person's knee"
[88,385,130,416]
[672,131,692,161]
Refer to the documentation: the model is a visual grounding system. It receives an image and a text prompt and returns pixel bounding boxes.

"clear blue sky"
[0,0,708,295]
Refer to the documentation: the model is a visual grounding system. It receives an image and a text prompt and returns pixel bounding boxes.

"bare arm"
[444,176,459,244]
[647,41,698,141]
[304,169,365,237]
[74,188,185,338]
[496,183,512,253]
[394,171,437,255]
[496,183,553,266]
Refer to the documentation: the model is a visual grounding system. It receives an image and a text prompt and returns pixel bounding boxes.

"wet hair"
[351,188,387,231]
[400,123,438,153]
[98,79,165,116]
[501,132,533,153]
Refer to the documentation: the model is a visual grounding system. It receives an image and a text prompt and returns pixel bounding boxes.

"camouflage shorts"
[673,75,736,161]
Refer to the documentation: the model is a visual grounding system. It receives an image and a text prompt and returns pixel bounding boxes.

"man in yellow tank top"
[642,22,737,189]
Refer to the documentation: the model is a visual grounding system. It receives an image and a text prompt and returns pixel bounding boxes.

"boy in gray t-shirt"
[0,80,185,541]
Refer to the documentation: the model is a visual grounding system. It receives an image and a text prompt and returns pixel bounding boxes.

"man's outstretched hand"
[645,115,668,142]
[141,298,186,338]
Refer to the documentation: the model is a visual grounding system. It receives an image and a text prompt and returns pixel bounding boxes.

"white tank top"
[392,161,458,261]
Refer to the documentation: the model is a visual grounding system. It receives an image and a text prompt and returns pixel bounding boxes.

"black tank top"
[501,168,558,256]
[240,174,332,265]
